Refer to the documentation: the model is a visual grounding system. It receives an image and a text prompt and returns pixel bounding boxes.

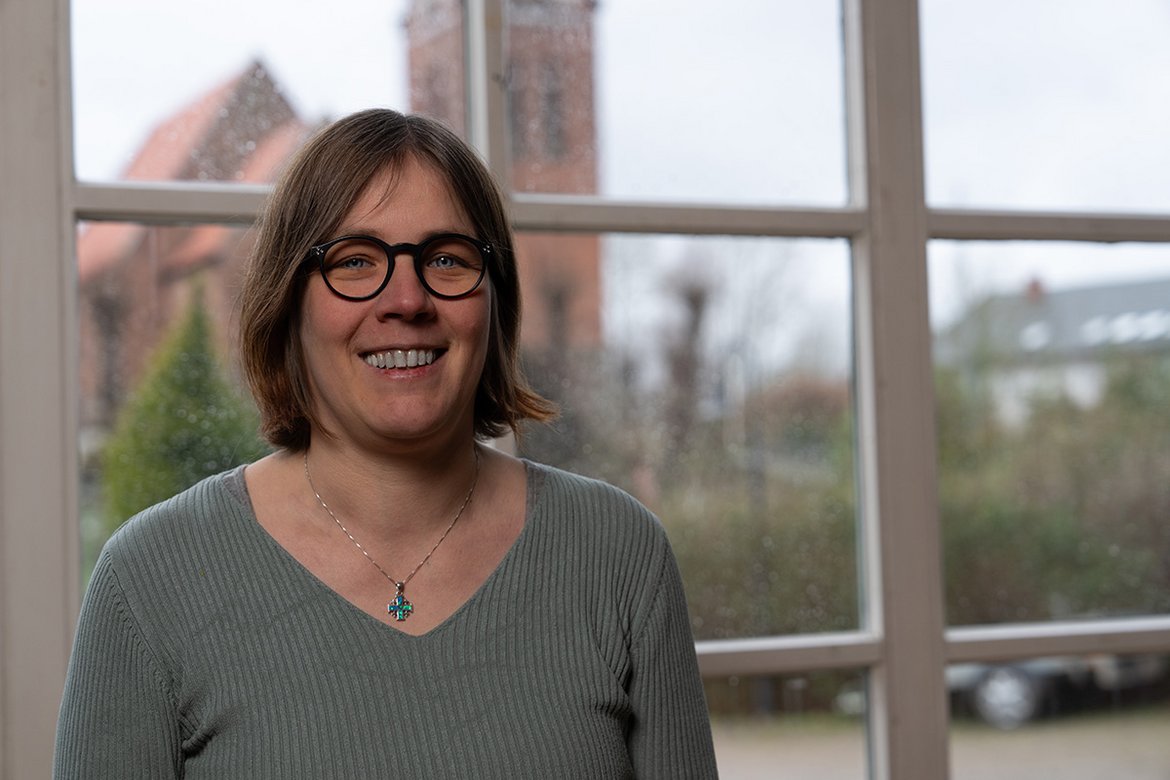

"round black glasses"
[307,233,492,301]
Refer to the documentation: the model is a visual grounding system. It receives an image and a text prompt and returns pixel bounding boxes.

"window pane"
[921,0,1170,212]
[515,233,859,638]
[930,242,1170,625]
[949,654,1170,779]
[505,0,847,205]
[71,0,421,182]
[710,671,868,779]
[77,221,268,579]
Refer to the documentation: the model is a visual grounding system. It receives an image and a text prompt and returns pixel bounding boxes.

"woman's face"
[298,156,492,452]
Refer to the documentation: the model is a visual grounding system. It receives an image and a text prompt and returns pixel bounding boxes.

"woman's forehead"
[343,156,470,230]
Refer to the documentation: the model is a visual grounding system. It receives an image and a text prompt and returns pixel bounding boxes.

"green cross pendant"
[388,583,414,622]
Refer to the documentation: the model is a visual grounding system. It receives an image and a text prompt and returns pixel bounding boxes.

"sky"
[72,0,1170,210]
[71,0,411,177]
[71,0,1170,379]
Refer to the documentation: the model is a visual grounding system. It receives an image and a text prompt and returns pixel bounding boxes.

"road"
[711,706,1170,779]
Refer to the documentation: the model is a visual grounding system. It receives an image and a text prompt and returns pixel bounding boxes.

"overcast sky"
[72,0,1170,209]
[71,0,1170,378]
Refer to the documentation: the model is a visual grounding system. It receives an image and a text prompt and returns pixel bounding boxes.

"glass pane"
[515,233,859,638]
[949,653,1170,779]
[505,0,847,205]
[930,242,1170,625]
[77,221,269,580]
[71,0,426,182]
[709,671,868,779]
[921,0,1170,212]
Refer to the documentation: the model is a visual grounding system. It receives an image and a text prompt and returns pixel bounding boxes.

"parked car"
[950,654,1169,729]
[835,654,1169,729]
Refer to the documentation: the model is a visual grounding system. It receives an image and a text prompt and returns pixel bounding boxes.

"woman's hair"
[238,109,556,450]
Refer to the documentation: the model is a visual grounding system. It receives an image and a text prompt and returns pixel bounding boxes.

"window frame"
[1,0,79,776]
[3,0,1170,776]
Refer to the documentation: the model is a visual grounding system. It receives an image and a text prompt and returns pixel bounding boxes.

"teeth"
[365,349,436,369]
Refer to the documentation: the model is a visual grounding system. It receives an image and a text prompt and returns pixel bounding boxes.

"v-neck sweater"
[54,461,718,778]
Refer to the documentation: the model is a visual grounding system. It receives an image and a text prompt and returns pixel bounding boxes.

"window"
[931,242,1170,628]
[4,0,1170,777]
[920,0,1170,212]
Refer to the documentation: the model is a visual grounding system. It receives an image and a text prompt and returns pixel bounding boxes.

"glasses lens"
[321,238,390,299]
[419,236,486,297]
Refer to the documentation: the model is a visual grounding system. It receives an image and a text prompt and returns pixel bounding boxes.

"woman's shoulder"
[519,461,681,649]
[522,459,669,549]
[81,466,269,687]
[524,458,652,508]
[101,466,252,568]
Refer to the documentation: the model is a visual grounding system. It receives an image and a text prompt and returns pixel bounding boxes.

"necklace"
[303,448,480,622]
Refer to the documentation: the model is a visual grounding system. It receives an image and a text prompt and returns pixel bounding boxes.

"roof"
[935,277,1170,367]
[78,61,312,284]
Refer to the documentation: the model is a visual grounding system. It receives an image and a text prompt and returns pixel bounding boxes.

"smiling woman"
[288,155,497,454]
[237,112,550,449]
[53,109,719,778]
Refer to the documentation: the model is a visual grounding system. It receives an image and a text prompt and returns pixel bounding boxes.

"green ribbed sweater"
[54,461,718,778]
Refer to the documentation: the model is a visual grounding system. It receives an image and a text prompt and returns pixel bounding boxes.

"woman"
[55,109,717,778]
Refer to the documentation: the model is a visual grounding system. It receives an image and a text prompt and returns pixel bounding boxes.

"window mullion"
[928,207,1170,243]
[510,194,865,238]
[696,632,883,677]
[0,0,78,776]
[464,0,511,191]
[846,0,950,777]
[73,182,267,225]
[947,616,1170,665]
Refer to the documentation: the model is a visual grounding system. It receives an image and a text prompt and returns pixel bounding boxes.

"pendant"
[388,582,414,622]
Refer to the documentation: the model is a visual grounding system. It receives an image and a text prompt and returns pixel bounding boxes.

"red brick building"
[77,62,313,439]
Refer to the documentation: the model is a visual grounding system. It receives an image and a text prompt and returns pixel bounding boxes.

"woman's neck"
[301,434,482,539]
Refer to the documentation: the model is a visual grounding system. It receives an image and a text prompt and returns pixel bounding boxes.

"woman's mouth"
[363,349,438,369]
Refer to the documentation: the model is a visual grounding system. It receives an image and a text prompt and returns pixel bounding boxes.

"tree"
[935,353,1170,625]
[101,285,268,534]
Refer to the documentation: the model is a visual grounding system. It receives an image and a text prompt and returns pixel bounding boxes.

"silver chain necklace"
[303,448,480,622]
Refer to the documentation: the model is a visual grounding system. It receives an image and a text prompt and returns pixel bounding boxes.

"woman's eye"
[333,255,374,270]
[428,254,462,269]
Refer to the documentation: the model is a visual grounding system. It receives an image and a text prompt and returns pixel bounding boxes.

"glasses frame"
[306,232,493,301]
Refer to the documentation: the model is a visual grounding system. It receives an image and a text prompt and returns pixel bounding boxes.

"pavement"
[711,707,1170,779]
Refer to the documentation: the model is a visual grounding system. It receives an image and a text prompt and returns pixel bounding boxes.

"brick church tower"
[404,0,602,355]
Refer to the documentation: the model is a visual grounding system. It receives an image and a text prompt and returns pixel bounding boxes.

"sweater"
[54,461,718,778]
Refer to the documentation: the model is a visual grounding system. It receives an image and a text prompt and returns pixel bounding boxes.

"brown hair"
[238,109,555,450]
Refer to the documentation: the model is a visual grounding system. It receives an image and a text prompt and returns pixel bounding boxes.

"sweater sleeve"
[54,550,182,779]
[626,545,719,779]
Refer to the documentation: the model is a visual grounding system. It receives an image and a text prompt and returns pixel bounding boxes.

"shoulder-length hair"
[238,109,555,450]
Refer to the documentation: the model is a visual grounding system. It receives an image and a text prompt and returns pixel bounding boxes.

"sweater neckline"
[220,458,548,642]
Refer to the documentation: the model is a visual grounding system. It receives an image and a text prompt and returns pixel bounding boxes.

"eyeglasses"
[307,233,492,301]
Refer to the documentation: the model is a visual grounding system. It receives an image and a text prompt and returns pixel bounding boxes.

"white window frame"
[3,0,1170,777]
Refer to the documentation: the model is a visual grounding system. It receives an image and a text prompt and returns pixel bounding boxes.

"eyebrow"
[332,227,472,242]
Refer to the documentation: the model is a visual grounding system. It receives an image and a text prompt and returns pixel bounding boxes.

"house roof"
[78,61,312,284]
[119,75,238,182]
[935,277,1170,367]
[164,120,312,274]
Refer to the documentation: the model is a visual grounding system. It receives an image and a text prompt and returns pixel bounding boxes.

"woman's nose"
[375,258,435,321]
